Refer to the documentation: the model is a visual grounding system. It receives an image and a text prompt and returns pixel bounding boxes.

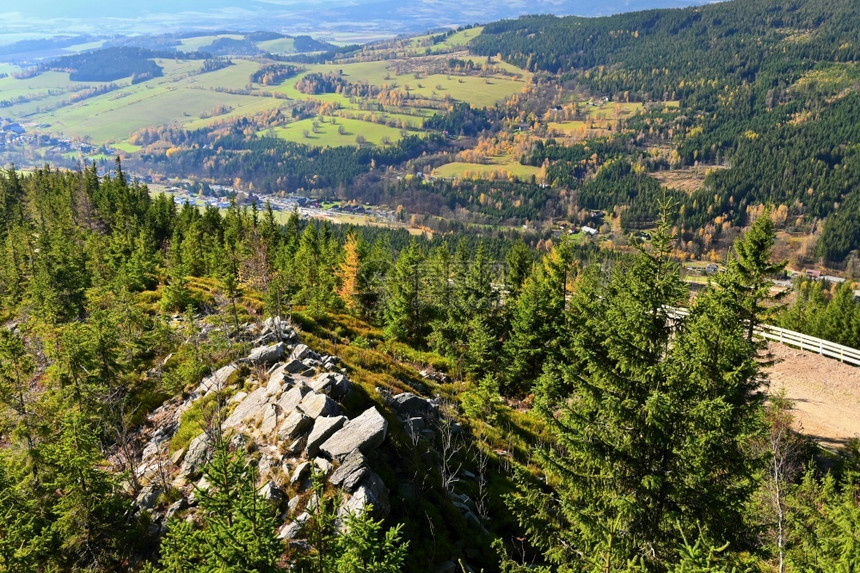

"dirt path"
[764,342,860,450]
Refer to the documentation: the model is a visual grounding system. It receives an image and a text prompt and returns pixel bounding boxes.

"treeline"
[295,71,381,98]
[423,102,498,137]
[778,277,860,349]
[142,130,449,193]
[42,47,176,82]
[250,63,302,85]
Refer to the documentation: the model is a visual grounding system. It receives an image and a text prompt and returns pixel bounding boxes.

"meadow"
[258,116,406,147]
[0,27,530,158]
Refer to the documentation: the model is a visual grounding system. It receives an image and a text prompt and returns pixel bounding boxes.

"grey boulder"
[328,450,369,493]
[320,407,388,461]
[305,415,347,457]
[246,343,285,366]
[299,392,340,419]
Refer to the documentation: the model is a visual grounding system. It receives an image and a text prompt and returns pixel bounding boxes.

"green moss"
[168,391,222,454]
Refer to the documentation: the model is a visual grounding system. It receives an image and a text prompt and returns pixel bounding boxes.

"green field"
[0,32,532,160]
[433,161,541,181]
[585,101,644,120]
[63,40,107,53]
[259,116,406,147]
[176,60,258,90]
[112,141,142,153]
[407,27,484,54]
[177,34,244,52]
[548,120,588,134]
[257,38,297,54]
[273,58,526,108]
[0,58,294,142]
[407,73,524,108]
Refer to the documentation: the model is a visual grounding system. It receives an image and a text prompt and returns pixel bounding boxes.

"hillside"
[0,151,858,570]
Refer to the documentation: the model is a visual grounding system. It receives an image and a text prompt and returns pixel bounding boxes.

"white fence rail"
[666,307,860,367]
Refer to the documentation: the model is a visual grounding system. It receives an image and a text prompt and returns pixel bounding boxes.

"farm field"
[257,38,297,54]
[0,27,532,165]
[407,27,484,54]
[259,116,406,147]
[433,160,542,182]
[177,34,244,52]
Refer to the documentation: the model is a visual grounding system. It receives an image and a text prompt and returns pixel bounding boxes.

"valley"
[0,1,859,571]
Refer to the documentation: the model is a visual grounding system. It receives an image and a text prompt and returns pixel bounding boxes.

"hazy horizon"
[0,0,713,44]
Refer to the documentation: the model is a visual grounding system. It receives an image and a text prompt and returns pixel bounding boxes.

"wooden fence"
[666,307,860,366]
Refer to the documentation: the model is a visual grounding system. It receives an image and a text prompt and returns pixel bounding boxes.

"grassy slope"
[177,34,244,51]
[259,116,406,147]
[257,37,297,54]
[433,161,541,181]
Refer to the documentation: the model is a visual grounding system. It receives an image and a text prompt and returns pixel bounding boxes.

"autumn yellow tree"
[337,232,362,312]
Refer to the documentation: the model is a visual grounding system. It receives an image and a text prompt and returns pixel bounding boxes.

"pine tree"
[154,442,283,572]
[723,213,786,341]
[0,454,50,571]
[503,237,576,394]
[44,411,135,570]
[0,328,37,469]
[505,239,534,300]
[384,241,428,345]
[509,207,772,568]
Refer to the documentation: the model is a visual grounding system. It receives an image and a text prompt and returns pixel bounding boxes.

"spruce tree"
[510,208,773,569]
[503,237,576,394]
[384,241,428,345]
[154,442,283,572]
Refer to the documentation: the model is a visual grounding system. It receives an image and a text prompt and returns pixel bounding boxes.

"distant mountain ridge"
[1,0,711,42]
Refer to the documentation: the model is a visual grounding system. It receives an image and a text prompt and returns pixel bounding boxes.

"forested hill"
[472,0,860,264]
[471,0,860,85]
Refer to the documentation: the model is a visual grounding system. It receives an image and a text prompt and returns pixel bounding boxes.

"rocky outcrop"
[305,415,347,457]
[132,315,394,541]
[310,372,350,399]
[328,450,369,493]
[298,392,340,419]
[179,433,211,478]
[340,471,390,518]
[278,411,313,441]
[246,342,285,366]
[390,391,435,419]
[320,407,388,461]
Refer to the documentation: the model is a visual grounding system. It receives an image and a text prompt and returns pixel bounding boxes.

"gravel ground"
[764,342,860,450]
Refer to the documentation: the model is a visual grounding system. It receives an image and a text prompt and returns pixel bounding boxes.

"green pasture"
[112,141,142,153]
[315,60,395,87]
[548,120,588,134]
[407,27,483,54]
[181,95,289,130]
[0,71,95,100]
[63,40,106,53]
[585,101,644,120]
[336,109,428,129]
[177,59,260,90]
[177,34,244,52]
[259,116,405,147]
[42,87,276,142]
[404,73,524,108]
[433,161,541,181]
[257,38,297,54]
